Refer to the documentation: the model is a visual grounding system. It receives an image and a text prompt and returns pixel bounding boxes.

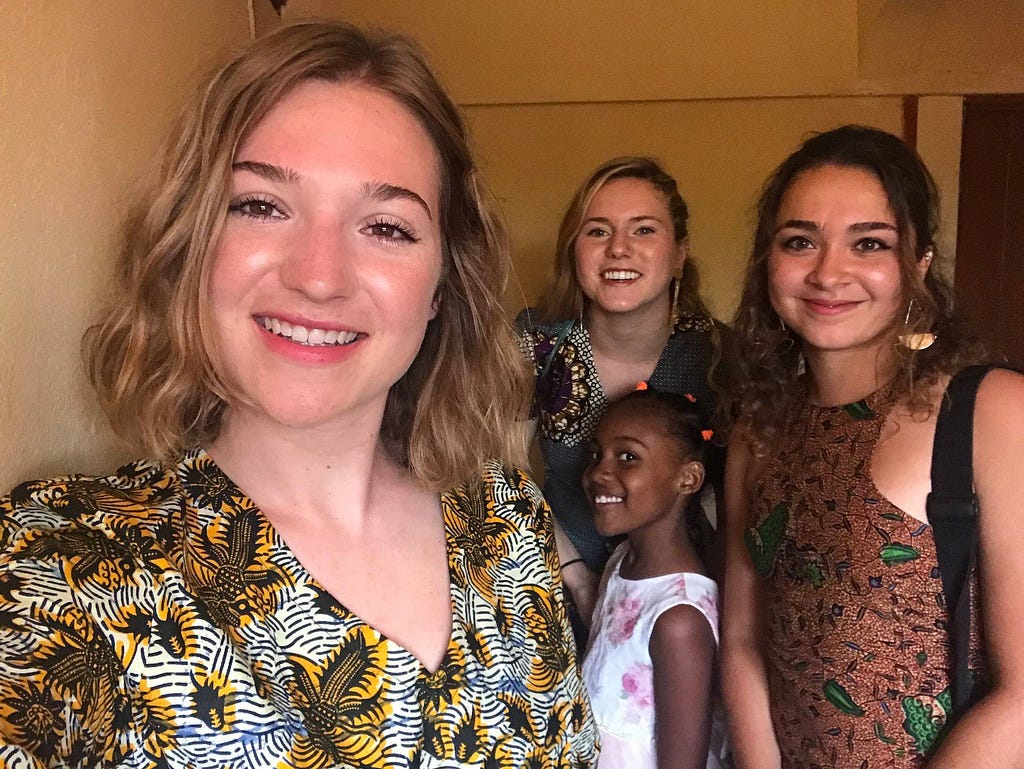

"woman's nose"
[807,245,848,288]
[607,230,630,258]
[279,222,356,301]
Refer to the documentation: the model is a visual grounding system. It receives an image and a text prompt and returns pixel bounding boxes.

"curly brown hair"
[728,125,985,453]
[83,20,528,488]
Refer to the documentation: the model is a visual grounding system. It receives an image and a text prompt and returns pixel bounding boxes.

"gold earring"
[669,276,681,330]
[898,299,937,350]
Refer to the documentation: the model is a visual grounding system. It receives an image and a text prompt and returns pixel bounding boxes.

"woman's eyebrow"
[231,160,301,184]
[229,165,433,221]
[776,219,818,232]
[583,215,665,225]
[849,221,898,233]
[363,180,433,220]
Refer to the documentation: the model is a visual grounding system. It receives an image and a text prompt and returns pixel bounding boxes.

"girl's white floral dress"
[582,542,730,769]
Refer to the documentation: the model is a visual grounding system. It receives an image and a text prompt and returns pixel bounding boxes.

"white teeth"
[603,270,640,281]
[257,316,358,347]
[594,494,624,504]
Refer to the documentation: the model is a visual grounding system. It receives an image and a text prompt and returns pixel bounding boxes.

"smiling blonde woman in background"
[0,21,596,768]
[518,157,726,638]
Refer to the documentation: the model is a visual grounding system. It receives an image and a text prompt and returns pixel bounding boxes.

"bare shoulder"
[975,367,1024,415]
[974,368,1024,458]
[651,603,717,653]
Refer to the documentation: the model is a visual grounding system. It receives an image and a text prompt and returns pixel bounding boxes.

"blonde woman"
[0,21,596,767]
[519,157,725,634]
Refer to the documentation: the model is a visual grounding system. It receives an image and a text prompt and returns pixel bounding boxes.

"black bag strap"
[925,364,996,720]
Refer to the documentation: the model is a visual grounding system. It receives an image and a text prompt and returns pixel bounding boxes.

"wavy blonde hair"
[535,156,712,322]
[84,19,528,489]
[728,125,985,454]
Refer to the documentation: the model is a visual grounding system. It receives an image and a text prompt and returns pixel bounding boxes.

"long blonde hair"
[84,20,528,489]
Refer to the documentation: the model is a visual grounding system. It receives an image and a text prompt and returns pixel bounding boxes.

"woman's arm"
[553,519,599,629]
[720,427,782,769]
[651,605,716,769]
[926,368,1024,767]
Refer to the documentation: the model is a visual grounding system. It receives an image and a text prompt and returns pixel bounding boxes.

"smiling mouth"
[601,270,640,281]
[804,299,860,312]
[256,316,361,347]
[593,494,624,504]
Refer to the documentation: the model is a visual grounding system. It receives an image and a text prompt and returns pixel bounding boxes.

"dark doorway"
[955,95,1024,368]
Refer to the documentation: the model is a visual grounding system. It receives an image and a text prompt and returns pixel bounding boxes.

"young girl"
[582,389,729,769]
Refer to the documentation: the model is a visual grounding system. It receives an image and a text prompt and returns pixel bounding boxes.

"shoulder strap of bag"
[925,364,996,719]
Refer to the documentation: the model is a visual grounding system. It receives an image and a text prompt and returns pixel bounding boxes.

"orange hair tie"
[635,381,649,391]
[701,429,714,442]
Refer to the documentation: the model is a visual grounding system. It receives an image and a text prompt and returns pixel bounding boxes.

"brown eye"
[781,235,814,251]
[854,237,894,253]
[228,196,286,220]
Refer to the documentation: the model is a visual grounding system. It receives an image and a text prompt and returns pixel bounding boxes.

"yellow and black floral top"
[0,450,597,769]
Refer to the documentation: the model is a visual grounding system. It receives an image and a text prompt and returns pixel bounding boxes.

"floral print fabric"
[0,450,597,768]
[749,387,981,768]
[582,544,726,769]
[516,310,718,570]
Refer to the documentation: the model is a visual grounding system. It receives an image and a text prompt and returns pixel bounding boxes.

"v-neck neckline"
[187,448,460,675]
[581,322,674,406]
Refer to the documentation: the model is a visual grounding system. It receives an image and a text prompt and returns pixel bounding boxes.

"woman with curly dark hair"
[722,125,1024,769]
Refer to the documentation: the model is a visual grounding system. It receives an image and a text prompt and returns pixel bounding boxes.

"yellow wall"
[464,98,902,318]
[3,1,1022,488]
[0,2,252,490]
[284,0,1024,314]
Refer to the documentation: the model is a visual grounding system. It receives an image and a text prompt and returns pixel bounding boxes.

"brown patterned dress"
[747,387,976,768]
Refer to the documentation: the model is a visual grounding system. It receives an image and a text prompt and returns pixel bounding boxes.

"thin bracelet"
[561,557,586,569]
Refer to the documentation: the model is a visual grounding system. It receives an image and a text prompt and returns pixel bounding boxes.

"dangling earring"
[669,276,681,330]
[898,299,937,350]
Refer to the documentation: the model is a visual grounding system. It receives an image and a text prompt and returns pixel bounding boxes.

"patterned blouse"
[517,310,719,571]
[748,387,982,768]
[0,450,597,769]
